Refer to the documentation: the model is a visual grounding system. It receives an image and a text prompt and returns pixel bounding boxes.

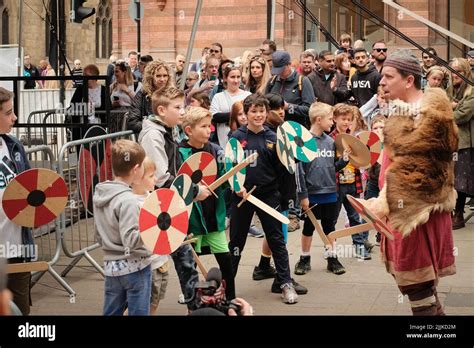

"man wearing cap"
[468,50,474,72]
[265,51,315,128]
[367,49,456,316]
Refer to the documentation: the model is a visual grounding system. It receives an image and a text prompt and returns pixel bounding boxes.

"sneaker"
[252,265,276,280]
[294,256,311,275]
[248,224,264,238]
[363,239,375,253]
[281,283,298,304]
[287,215,300,232]
[327,257,346,275]
[354,244,372,260]
[271,278,308,295]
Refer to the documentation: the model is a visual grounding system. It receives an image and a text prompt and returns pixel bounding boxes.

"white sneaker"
[281,282,298,304]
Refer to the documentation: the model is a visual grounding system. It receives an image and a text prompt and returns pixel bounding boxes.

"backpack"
[268,74,304,98]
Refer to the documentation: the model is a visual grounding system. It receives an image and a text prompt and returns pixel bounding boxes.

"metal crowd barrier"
[57,130,134,279]
[24,146,76,296]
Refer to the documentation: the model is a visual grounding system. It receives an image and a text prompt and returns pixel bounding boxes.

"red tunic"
[379,153,456,286]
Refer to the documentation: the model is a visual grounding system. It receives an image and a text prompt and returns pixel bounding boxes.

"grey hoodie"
[138,118,178,188]
[296,132,348,200]
[93,181,150,261]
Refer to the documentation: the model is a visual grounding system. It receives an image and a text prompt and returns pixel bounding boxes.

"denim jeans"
[335,184,368,245]
[103,265,151,316]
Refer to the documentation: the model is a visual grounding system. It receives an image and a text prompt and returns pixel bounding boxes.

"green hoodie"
[178,141,227,236]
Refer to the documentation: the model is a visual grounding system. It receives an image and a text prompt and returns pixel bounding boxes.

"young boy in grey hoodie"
[138,88,211,311]
[295,102,350,276]
[93,139,151,315]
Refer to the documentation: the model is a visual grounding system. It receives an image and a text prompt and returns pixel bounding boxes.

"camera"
[192,268,242,316]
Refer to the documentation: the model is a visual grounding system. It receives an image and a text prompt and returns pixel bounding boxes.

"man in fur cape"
[367,50,457,316]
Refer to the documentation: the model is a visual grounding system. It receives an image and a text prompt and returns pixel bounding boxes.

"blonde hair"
[142,156,156,174]
[151,87,184,117]
[447,58,473,101]
[182,106,211,130]
[246,56,272,94]
[112,140,145,177]
[142,60,175,97]
[309,102,333,124]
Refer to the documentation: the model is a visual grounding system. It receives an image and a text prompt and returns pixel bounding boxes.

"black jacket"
[128,90,153,136]
[350,65,381,107]
[230,125,295,210]
[307,69,351,106]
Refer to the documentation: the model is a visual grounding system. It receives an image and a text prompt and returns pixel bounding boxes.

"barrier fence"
[57,130,134,279]
[24,145,75,296]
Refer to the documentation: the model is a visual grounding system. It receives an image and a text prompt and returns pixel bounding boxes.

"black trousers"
[229,191,291,285]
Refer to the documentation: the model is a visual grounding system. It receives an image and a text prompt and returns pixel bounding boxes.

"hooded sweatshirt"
[350,64,381,107]
[93,180,151,261]
[138,117,179,188]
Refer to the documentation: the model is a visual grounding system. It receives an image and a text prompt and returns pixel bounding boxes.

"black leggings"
[455,191,468,212]
[214,252,235,300]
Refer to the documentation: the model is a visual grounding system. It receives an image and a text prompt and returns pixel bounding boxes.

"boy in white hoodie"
[93,139,151,316]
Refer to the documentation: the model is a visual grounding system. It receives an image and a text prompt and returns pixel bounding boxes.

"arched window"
[96,0,112,59]
[0,0,9,45]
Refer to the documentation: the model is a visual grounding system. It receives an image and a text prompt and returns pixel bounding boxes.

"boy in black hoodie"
[228,93,307,304]
[351,48,381,107]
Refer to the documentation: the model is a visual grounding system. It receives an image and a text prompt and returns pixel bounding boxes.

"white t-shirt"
[0,137,22,258]
[110,82,142,107]
[210,89,251,147]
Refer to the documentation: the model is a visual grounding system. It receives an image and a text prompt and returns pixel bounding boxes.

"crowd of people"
[2,36,473,316]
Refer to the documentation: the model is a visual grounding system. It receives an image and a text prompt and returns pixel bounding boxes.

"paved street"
[29,216,473,315]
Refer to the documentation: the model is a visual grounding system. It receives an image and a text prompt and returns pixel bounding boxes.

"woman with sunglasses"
[128,60,175,136]
[448,58,474,230]
[245,56,271,94]
[210,66,251,147]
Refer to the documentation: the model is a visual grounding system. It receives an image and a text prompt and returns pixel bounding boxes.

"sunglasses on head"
[375,48,388,53]
[251,56,266,64]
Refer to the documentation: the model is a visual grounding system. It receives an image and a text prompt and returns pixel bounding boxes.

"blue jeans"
[103,265,151,316]
[335,184,368,245]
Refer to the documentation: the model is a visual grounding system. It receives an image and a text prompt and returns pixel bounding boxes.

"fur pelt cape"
[376,88,459,236]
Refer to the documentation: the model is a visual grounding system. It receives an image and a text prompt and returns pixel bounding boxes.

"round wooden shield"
[171,174,194,215]
[357,131,382,167]
[346,195,394,240]
[276,126,296,174]
[2,168,68,228]
[225,138,246,192]
[177,152,217,185]
[139,188,189,255]
[78,125,113,215]
[280,121,317,163]
[335,133,371,168]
